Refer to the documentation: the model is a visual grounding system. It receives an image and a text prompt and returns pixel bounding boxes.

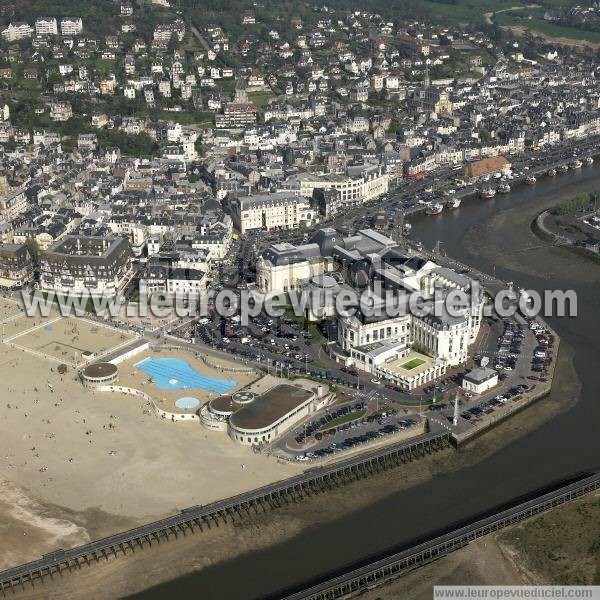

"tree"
[168,35,180,54]
[25,238,41,282]
[479,128,492,144]
[25,238,40,264]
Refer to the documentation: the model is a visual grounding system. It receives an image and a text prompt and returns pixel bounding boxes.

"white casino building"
[257,228,484,390]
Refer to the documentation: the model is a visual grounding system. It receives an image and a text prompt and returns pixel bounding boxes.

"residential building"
[231,192,316,234]
[1,22,34,42]
[60,18,83,36]
[35,18,58,36]
[50,101,73,121]
[281,165,389,207]
[40,236,132,297]
[216,101,257,129]
[0,243,33,288]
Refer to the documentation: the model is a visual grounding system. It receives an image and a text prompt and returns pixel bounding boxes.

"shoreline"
[531,209,600,265]
[5,332,581,599]
[118,168,598,598]
[3,172,600,599]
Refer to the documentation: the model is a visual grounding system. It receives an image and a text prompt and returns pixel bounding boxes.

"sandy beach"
[0,333,580,597]
[0,311,301,572]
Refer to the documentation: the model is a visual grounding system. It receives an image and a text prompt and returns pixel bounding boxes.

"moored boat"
[480,187,496,199]
[557,164,569,173]
[584,156,594,166]
[497,183,511,194]
[570,159,583,169]
[525,175,537,185]
[426,202,443,216]
[547,168,557,177]
[447,197,462,209]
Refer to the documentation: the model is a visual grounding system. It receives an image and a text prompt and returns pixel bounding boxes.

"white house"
[462,367,499,394]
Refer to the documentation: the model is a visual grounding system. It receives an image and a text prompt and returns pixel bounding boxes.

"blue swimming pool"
[175,396,200,410]
[136,358,237,394]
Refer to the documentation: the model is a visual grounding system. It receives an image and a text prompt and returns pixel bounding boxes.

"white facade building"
[60,18,83,36]
[462,367,499,394]
[1,22,34,42]
[35,18,58,35]
[281,164,389,207]
[231,192,316,234]
[256,242,329,293]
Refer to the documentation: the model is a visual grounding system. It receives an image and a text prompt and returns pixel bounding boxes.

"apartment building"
[215,102,258,129]
[281,164,389,207]
[230,192,316,234]
[1,22,34,42]
[60,18,83,36]
[40,236,132,297]
[50,101,73,121]
[35,18,58,36]
[0,243,33,288]
[0,187,28,222]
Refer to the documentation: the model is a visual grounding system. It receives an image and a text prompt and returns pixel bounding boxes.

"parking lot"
[275,397,422,461]
[427,314,553,431]
[164,277,556,452]
[194,307,364,388]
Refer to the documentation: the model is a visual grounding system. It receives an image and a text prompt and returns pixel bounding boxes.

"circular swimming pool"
[175,396,200,410]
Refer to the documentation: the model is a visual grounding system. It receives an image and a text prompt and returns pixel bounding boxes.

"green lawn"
[150,110,217,126]
[495,12,600,44]
[400,358,426,371]
[308,323,325,345]
[319,409,367,432]
[421,0,529,23]
[247,91,275,108]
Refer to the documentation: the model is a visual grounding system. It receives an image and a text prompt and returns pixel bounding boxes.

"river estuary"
[133,164,600,599]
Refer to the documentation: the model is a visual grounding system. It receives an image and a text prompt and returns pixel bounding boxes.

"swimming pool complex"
[136,358,237,394]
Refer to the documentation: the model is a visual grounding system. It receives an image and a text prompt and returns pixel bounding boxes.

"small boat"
[403,223,412,235]
[447,197,462,209]
[584,156,594,166]
[480,187,496,199]
[557,164,569,174]
[497,183,511,194]
[547,168,556,177]
[426,203,443,216]
[525,175,537,185]
[570,159,582,169]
